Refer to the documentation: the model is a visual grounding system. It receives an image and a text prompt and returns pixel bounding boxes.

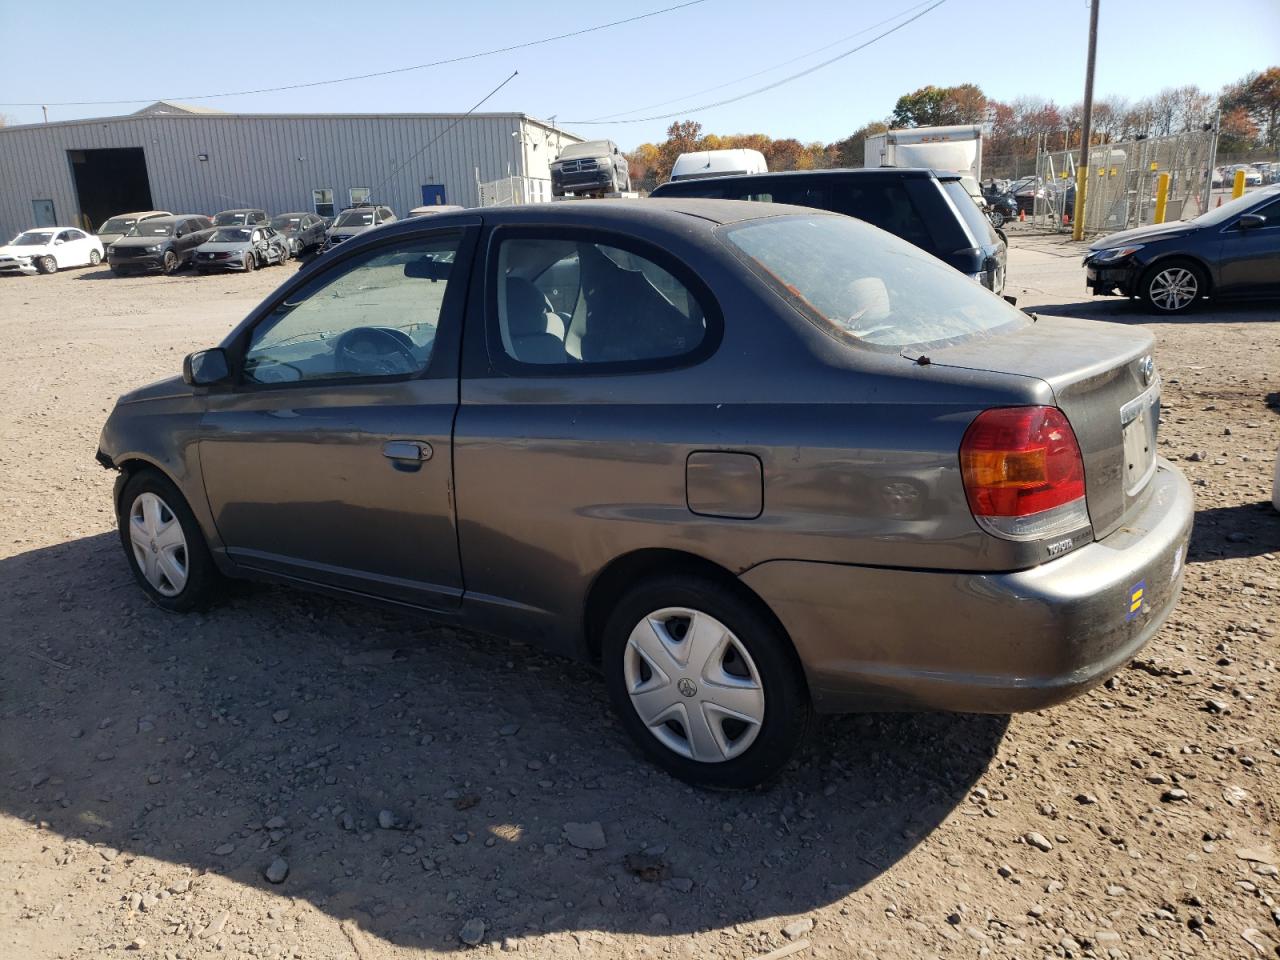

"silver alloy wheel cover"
[128,492,189,597]
[1149,266,1197,310]
[622,607,766,763]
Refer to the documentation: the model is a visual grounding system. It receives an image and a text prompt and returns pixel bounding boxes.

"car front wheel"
[117,470,221,612]
[1141,259,1206,314]
[161,250,178,274]
[602,576,811,789]
[36,255,57,274]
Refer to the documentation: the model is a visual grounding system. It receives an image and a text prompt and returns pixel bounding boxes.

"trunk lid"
[924,314,1158,540]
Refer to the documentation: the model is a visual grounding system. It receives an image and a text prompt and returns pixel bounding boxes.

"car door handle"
[382,440,432,462]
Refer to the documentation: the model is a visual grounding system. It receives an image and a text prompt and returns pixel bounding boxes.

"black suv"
[107,215,216,275]
[652,168,1006,295]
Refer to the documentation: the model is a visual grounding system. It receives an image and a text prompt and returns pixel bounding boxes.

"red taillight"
[960,406,1088,538]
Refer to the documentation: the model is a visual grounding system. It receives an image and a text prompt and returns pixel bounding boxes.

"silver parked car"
[193,224,290,273]
[96,200,1193,788]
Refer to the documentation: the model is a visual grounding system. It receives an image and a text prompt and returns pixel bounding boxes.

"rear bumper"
[741,460,1193,714]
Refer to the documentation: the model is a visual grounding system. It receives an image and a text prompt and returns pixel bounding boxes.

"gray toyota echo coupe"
[97,199,1194,788]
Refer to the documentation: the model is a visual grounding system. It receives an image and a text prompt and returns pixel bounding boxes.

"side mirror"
[1237,213,1265,230]
[53,238,65,245]
[183,348,231,386]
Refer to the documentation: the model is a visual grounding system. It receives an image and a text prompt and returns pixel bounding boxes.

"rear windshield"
[656,176,958,254]
[940,180,1000,246]
[721,215,1025,350]
[271,215,302,229]
[214,211,253,225]
[99,218,136,234]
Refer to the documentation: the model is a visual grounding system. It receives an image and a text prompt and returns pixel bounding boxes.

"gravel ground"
[1,239,1277,960]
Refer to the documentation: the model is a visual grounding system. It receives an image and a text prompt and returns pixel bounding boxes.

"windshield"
[12,231,55,246]
[99,218,136,234]
[1189,186,1280,226]
[722,214,1025,350]
[214,211,253,225]
[558,140,611,160]
[271,216,302,230]
[334,210,373,227]
[211,227,253,243]
[128,223,173,237]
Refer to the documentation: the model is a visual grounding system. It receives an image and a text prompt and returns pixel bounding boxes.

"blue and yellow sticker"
[1126,580,1146,621]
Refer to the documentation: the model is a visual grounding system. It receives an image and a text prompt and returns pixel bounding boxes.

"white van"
[670,148,768,182]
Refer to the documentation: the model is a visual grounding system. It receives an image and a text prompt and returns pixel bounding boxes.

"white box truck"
[863,125,983,181]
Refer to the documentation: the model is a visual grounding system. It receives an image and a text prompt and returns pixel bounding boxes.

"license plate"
[1120,386,1159,495]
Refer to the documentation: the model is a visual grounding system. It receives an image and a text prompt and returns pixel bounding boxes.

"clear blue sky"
[2,0,1277,147]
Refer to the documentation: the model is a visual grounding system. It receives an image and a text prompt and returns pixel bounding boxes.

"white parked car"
[1227,164,1263,187]
[0,227,105,275]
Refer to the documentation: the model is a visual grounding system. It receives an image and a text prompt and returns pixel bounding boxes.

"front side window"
[495,236,707,367]
[243,235,461,385]
[313,188,335,218]
[723,214,1025,351]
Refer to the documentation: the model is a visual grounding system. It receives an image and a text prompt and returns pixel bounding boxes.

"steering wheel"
[334,326,419,377]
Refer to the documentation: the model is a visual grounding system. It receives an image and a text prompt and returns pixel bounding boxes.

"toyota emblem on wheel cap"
[677,678,698,698]
[1139,355,1155,386]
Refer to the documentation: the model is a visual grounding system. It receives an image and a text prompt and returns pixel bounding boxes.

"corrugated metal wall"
[0,113,580,238]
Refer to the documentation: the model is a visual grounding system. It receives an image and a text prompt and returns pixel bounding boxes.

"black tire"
[988,210,1005,228]
[244,253,257,272]
[89,250,101,266]
[1139,258,1207,314]
[161,250,178,275]
[601,575,811,789]
[36,255,57,274]
[116,469,222,613]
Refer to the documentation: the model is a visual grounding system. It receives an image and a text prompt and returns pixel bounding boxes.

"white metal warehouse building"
[0,101,582,239]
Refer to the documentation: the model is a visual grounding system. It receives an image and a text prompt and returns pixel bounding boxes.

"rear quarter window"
[941,180,1001,247]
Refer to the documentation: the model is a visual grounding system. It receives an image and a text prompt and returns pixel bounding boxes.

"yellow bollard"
[1233,168,1246,199]
[1154,172,1171,224]
[1071,166,1088,241]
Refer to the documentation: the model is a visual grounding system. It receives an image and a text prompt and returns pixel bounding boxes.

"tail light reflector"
[960,406,1090,541]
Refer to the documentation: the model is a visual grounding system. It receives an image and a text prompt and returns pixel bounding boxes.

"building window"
[348,187,371,207]
[312,189,335,218]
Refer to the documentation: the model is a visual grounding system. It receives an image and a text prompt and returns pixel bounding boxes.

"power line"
[369,71,519,203]
[0,0,708,108]
[563,0,948,125]
[580,0,936,123]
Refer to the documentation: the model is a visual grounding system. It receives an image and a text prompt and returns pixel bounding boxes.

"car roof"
[106,210,169,219]
[216,208,263,214]
[369,199,835,238]
[140,215,206,225]
[272,212,311,217]
[662,167,943,186]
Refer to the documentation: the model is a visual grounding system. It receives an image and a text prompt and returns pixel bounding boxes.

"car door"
[172,219,193,262]
[52,229,76,266]
[60,228,90,265]
[198,222,479,608]
[453,225,723,653]
[1217,196,1280,298]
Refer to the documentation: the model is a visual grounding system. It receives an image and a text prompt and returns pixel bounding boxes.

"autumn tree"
[890,83,987,127]
[831,121,888,167]
[1221,67,1280,148]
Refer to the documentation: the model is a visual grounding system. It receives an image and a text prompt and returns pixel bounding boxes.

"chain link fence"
[1031,130,1217,235]
[477,176,553,207]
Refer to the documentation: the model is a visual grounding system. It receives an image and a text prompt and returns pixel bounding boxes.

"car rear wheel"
[161,250,178,275]
[89,250,101,266]
[602,576,811,789]
[117,470,222,612]
[988,210,1006,228]
[36,255,57,274]
[1141,259,1205,314]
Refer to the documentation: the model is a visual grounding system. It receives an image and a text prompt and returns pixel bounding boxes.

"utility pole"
[41,105,48,124]
[1072,0,1099,241]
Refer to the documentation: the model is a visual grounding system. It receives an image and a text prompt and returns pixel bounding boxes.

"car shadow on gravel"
[0,533,1007,951]
[1025,299,1276,324]
[1188,502,1280,562]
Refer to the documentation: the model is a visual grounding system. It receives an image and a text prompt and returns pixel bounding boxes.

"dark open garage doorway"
[67,148,154,232]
